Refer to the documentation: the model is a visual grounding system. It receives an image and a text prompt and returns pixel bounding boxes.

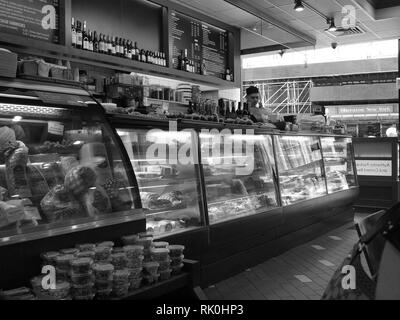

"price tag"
[48,121,64,136]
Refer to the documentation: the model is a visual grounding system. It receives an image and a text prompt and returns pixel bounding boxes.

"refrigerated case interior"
[200,132,279,224]
[0,92,139,242]
[117,128,204,236]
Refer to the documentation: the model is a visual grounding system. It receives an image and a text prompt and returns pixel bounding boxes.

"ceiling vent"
[325,25,366,37]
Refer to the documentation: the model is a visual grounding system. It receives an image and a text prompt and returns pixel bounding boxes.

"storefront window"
[0,104,138,242]
[321,137,357,193]
[200,132,279,224]
[117,128,204,236]
[274,135,327,205]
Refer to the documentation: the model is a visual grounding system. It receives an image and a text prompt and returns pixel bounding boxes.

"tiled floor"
[205,222,359,300]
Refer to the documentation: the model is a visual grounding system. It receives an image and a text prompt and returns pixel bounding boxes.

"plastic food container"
[92,263,114,281]
[170,255,185,266]
[168,245,185,257]
[47,282,70,300]
[95,280,113,291]
[112,247,124,254]
[113,269,130,284]
[150,248,170,261]
[75,251,95,259]
[110,253,129,270]
[171,263,184,275]
[113,283,130,297]
[30,276,45,293]
[143,274,160,285]
[122,234,139,245]
[136,238,153,249]
[70,271,94,286]
[70,258,93,274]
[94,246,112,262]
[71,283,94,297]
[159,269,172,281]
[97,241,114,248]
[127,255,144,269]
[55,268,69,281]
[40,252,60,265]
[138,232,154,239]
[123,245,144,259]
[128,268,143,280]
[76,244,96,252]
[96,289,112,300]
[158,259,171,272]
[55,254,75,270]
[143,262,159,276]
[60,248,79,255]
[153,241,169,249]
[73,293,95,300]
[129,277,142,290]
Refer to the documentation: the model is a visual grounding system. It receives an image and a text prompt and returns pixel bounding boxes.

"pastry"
[82,185,112,217]
[65,166,97,196]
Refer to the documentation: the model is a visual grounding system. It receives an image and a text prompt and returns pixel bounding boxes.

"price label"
[48,121,64,136]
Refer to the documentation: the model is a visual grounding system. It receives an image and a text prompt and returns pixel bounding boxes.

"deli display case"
[0,78,144,289]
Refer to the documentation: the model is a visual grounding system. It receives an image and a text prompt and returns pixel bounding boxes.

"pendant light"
[294,0,305,12]
[328,18,337,32]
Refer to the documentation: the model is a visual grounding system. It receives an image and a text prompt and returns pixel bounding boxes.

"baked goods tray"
[18,74,83,87]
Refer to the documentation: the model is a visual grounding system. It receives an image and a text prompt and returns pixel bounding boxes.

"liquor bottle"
[126,40,132,59]
[133,42,139,60]
[123,39,128,58]
[106,35,110,55]
[179,50,185,71]
[236,102,243,118]
[111,37,117,56]
[184,50,190,72]
[98,33,104,53]
[93,31,99,53]
[71,17,77,47]
[83,21,89,50]
[141,49,146,62]
[119,38,124,57]
[114,37,120,56]
[145,50,149,63]
[76,21,82,49]
[88,31,94,52]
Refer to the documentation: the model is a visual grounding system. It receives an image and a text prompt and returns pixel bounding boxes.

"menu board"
[0,0,60,43]
[170,11,229,80]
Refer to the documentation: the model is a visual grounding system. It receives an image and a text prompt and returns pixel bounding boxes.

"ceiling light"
[328,18,337,32]
[294,0,304,12]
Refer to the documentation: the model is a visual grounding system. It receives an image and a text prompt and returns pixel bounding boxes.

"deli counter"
[109,114,359,285]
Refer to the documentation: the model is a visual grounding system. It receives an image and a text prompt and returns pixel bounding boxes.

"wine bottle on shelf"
[126,40,132,59]
[142,49,147,63]
[236,102,243,118]
[120,38,124,57]
[88,31,94,52]
[82,21,89,50]
[71,17,77,48]
[184,50,190,72]
[133,42,139,60]
[115,37,120,56]
[98,33,104,53]
[111,37,116,56]
[93,31,99,53]
[76,21,82,49]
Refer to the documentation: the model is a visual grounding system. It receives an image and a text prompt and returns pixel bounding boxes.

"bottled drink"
[133,42,139,60]
[115,37,120,56]
[123,39,128,58]
[71,17,77,47]
[184,50,190,72]
[99,33,104,53]
[76,21,82,49]
[107,36,112,55]
[236,102,243,118]
[93,31,99,53]
[111,37,116,56]
[88,31,94,52]
[225,68,232,81]
[141,49,146,62]
[82,21,89,50]
[126,40,132,59]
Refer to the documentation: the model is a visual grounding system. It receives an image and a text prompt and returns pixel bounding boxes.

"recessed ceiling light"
[294,0,305,12]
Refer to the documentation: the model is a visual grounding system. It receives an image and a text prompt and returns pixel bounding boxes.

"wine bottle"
[76,21,82,49]
[93,31,99,53]
[82,21,89,50]
[71,17,77,48]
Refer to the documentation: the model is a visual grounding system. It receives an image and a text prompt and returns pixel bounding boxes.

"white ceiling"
[170,0,400,51]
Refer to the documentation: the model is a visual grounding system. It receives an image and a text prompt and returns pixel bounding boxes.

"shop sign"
[338,106,394,114]
[355,160,392,177]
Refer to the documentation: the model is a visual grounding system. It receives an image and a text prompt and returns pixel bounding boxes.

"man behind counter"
[245,86,275,124]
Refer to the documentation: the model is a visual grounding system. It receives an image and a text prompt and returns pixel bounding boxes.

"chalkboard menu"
[0,0,60,44]
[170,11,229,80]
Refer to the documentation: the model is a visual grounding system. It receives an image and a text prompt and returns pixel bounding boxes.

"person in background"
[245,86,262,108]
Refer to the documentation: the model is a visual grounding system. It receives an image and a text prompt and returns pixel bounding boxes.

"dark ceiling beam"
[223,0,316,46]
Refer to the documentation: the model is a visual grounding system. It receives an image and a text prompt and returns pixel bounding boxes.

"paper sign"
[48,121,64,136]
[356,160,392,177]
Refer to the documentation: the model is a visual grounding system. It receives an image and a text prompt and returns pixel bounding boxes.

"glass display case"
[117,128,204,236]
[200,132,279,224]
[320,137,357,193]
[274,135,327,206]
[0,82,140,244]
